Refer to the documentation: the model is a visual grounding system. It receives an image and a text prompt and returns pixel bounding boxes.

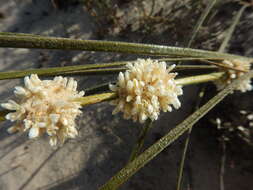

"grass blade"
[0,33,251,61]
[0,62,127,80]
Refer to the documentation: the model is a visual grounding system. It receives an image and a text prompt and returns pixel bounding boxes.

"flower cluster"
[215,59,252,92]
[109,58,183,123]
[1,74,84,146]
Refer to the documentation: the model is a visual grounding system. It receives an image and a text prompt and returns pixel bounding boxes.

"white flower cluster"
[109,58,183,123]
[215,59,252,92]
[1,74,84,146]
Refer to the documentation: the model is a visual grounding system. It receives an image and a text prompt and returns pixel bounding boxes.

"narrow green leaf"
[0,33,251,61]
[158,57,223,62]
[99,70,253,190]
[0,62,126,80]
[0,62,217,81]
[128,120,153,163]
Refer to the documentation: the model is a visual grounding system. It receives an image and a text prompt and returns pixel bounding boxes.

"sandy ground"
[0,0,253,190]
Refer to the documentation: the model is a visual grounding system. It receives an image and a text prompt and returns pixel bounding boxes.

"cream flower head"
[1,74,84,146]
[109,58,183,123]
[215,59,252,92]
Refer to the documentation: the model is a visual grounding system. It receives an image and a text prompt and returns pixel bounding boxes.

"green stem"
[76,92,117,106]
[0,63,125,80]
[175,65,217,71]
[0,63,217,80]
[61,68,123,76]
[176,72,224,86]
[0,33,251,61]
[176,127,192,190]
[0,61,126,80]
[158,57,223,62]
[0,32,40,37]
[128,120,153,163]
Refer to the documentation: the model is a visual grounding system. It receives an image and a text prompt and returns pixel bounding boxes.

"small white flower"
[109,58,183,123]
[215,59,252,92]
[1,74,84,146]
